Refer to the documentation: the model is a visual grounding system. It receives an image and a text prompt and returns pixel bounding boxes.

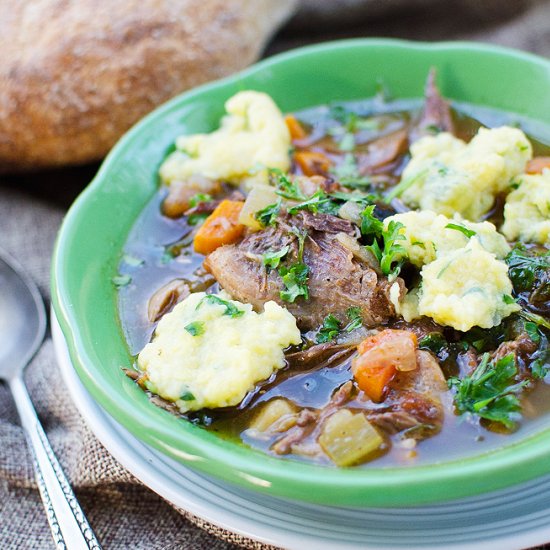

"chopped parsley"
[270,169,305,201]
[255,200,282,227]
[366,220,407,277]
[187,193,213,225]
[316,308,363,343]
[445,223,476,239]
[179,390,196,401]
[292,227,307,262]
[184,321,205,336]
[262,245,290,270]
[344,306,363,332]
[278,263,309,303]
[316,314,341,343]
[189,193,212,207]
[196,295,245,318]
[359,205,384,238]
[448,353,528,429]
[505,244,550,293]
[524,321,541,344]
[520,310,550,331]
[418,333,448,355]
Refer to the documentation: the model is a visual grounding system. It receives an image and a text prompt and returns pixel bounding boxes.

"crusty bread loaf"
[0,0,296,172]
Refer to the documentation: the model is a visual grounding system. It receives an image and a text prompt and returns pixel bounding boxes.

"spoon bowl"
[0,251,47,380]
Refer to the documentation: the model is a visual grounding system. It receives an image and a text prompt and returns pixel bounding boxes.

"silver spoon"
[0,250,101,549]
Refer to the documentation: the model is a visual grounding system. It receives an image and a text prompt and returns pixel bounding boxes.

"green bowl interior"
[52,39,550,507]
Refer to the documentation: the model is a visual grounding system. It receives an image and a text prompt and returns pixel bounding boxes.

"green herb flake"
[448,353,528,429]
[270,169,305,201]
[505,244,550,294]
[262,245,290,270]
[189,193,213,208]
[184,321,205,337]
[112,274,132,288]
[445,223,477,239]
[196,295,245,318]
[278,263,309,303]
[520,309,550,331]
[359,205,384,238]
[255,200,282,228]
[316,314,342,344]
[367,220,407,277]
[345,306,363,332]
[524,321,541,344]
[418,333,448,354]
[179,391,196,401]
[502,294,516,305]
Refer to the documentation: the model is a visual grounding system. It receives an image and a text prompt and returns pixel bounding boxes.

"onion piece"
[335,232,382,274]
[238,184,279,230]
[337,201,362,225]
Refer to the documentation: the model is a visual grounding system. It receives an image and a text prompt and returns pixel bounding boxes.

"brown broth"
[118,97,550,468]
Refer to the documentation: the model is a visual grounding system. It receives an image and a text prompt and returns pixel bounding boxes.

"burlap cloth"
[1,1,549,548]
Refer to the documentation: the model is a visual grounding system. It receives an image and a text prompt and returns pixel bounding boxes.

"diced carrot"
[352,329,418,402]
[526,157,550,174]
[285,115,307,141]
[193,200,245,255]
[353,364,397,403]
[294,150,332,176]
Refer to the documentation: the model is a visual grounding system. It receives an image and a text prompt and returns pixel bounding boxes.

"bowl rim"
[51,38,550,507]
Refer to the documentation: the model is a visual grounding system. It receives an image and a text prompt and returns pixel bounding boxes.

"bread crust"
[0,0,296,171]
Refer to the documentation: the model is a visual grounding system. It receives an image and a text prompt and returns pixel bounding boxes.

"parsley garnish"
[445,223,476,238]
[287,190,336,215]
[418,333,448,355]
[520,310,550,331]
[316,314,341,343]
[187,193,213,225]
[180,390,196,401]
[316,308,363,343]
[255,200,282,227]
[196,295,244,318]
[184,321,204,336]
[367,220,407,277]
[505,244,550,293]
[359,205,384,238]
[270,169,305,201]
[524,321,541,344]
[189,193,212,207]
[262,245,290,270]
[448,353,528,429]
[344,306,363,332]
[278,263,309,302]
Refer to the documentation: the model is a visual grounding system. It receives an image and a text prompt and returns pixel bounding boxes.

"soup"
[117,72,550,468]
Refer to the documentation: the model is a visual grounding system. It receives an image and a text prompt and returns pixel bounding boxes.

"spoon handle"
[9,376,102,550]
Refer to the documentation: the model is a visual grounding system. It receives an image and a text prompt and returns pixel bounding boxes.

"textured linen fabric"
[0,1,549,548]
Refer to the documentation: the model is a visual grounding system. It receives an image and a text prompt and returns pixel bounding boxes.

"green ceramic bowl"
[52,39,550,507]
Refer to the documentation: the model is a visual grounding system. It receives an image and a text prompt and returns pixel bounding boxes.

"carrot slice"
[526,157,550,174]
[193,200,245,255]
[352,329,418,402]
[294,150,331,176]
[285,115,307,141]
